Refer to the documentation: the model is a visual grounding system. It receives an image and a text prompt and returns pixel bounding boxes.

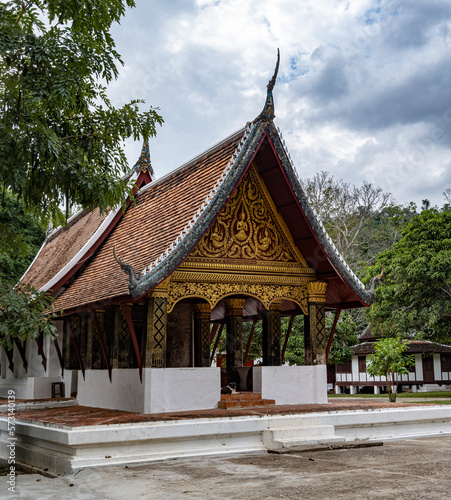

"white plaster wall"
[433,354,441,381]
[48,321,64,377]
[253,365,327,405]
[77,369,145,413]
[26,340,46,377]
[415,354,423,381]
[0,378,33,398]
[143,368,221,414]
[351,357,358,380]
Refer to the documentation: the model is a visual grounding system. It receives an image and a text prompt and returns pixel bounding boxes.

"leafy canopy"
[0,0,163,225]
[366,210,451,343]
[0,190,46,284]
[0,281,57,348]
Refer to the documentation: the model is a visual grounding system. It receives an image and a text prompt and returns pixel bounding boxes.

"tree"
[0,1,162,345]
[0,281,57,349]
[0,190,46,284]
[366,338,415,402]
[302,171,393,270]
[0,1,163,226]
[366,210,451,344]
[326,312,358,365]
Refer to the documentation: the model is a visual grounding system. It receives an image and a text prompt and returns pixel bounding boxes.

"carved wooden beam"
[281,314,295,365]
[13,338,27,373]
[3,345,14,373]
[326,308,342,362]
[53,337,64,376]
[210,323,225,366]
[121,305,143,382]
[36,332,47,372]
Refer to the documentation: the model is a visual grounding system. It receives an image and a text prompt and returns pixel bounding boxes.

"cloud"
[108,0,451,207]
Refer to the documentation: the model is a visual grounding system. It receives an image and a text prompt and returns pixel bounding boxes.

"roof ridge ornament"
[134,139,155,177]
[259,48,280,123]
[113,247,139,293]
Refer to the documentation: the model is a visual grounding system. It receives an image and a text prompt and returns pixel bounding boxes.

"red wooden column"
[281,314,295,365]
[210,323,225,366]
[326,308,342,362]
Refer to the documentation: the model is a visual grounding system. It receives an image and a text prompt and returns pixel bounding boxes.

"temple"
[0,56,373,413]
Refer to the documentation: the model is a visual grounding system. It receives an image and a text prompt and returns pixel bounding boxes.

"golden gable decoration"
[191,165,299,263]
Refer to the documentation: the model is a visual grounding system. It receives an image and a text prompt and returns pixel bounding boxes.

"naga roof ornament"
[259,48,280,123]
[134,139,155,177]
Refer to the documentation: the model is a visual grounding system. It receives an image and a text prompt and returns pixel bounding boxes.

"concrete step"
[263,425,345,450]
[220,393,263,401]
[218,399,275,409]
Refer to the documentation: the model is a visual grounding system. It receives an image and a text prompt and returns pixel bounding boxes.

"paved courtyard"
[4,435,451,499]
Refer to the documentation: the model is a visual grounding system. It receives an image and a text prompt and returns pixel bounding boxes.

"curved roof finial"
[134,138,155,177]
[260,48,280,122]
[267,48,280,92]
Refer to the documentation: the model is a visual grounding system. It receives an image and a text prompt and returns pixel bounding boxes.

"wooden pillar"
[262,300,282,366]
[307,281,328,365]
[193,303,211,367]
[145,286,168,368]
[225,298,246,373]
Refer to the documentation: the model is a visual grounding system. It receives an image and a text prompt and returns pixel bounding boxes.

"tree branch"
[14,1,36,27]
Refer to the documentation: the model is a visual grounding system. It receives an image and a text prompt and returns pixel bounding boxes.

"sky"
[108,0,451,208]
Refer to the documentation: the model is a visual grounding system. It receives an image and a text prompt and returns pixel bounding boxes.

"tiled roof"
[21,208,109,291]
[54,130,245,311]
[353,341,451,355]
[24,81,375,312]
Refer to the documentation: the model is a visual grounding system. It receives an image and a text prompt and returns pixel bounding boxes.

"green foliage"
[0,191,46,284]
[283,315,305,366]
[366,338,415,402]
[326,311,358,365]
[366,210,451,343]
[0,0,163,225]
[0,281,58,348]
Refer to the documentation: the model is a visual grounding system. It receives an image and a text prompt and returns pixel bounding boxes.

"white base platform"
[2,405,451,476]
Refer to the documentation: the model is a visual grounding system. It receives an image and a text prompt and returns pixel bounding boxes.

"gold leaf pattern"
[191,166,297,262]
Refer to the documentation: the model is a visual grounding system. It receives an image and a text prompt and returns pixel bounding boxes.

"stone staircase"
[262,424,345,449]
[218,392,275,409]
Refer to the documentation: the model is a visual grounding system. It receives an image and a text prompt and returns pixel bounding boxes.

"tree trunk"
[388,372,397,402]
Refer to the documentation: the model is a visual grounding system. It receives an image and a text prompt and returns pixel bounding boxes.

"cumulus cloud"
[109,0,451,207]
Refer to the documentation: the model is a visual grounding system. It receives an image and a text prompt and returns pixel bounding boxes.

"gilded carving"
[167,281,308,314]
[307,281,327,303]
[224,298,246,315]
[191,166,298,262]
[193,302,211,319]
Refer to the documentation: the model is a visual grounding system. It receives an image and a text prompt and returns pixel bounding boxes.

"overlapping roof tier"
[21,115,373,314]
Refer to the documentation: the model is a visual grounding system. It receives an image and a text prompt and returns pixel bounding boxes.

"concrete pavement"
[4,435,451,499]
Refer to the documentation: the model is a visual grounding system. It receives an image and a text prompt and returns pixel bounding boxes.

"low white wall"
[77,369,145,413]
[143,368,221,414]
[253,365,328,405]
[0,376,63,399]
